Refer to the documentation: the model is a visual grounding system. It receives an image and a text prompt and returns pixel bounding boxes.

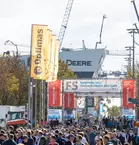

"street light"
[4,40,18,56]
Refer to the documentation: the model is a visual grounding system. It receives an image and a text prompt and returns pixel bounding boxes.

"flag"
[48,80,62,107]
[30,24,48,80]
[46,35,56,81]
[52,40,60,81]
[45,30,52,81]
[122,80,135,109]
[64,93,75,109]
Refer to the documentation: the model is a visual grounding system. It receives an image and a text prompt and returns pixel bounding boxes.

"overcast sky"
[0,0,139,71]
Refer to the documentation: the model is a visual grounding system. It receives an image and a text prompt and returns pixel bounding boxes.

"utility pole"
[125,46,133,73]
[127,28,139,120]
[127,28,138,78]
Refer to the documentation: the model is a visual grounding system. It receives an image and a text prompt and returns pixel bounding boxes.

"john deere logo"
[34,66,42,75]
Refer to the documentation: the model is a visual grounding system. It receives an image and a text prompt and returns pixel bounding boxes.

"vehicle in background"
[0,105,26,128]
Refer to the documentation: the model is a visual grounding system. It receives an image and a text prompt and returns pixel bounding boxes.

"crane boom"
[131,0,139,22]
[99,15,106,43]
[95,15,106,49]
[58,0,74,51]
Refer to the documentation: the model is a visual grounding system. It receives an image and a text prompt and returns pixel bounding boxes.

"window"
[9,112,23,120]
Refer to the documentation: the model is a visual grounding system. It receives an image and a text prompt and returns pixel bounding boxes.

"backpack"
[40,136,47,145]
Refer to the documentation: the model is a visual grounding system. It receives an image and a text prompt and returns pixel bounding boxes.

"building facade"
[21,48,106,78]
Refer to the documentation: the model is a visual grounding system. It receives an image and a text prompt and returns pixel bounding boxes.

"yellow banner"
[30,24,48,80]
[45,30,52,81]
[46,35,56,82]
[52,39,60,81]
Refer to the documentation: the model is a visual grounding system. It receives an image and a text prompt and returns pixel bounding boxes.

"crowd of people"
[0,117,138,145]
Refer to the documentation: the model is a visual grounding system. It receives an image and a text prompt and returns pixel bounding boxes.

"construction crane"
[58,0,74,51]
[131,0,139,23]
[5,0,139,57]
[95,15,107,49]
[5,40,139,56]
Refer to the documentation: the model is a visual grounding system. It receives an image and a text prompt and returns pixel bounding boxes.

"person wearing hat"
[49,136,59,145]
[22,135,29,145]
[111,133,120,145]
[3,134,17,145]
[65,134,75,145]
[103,135,114,145]
[56,132,66,145]
[78,132,88,145]
[75,135,83,145]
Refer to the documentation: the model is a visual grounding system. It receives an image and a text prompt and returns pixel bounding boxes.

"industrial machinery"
[4,0,139,57]
[95,15,107,49]
[58,0,74,50]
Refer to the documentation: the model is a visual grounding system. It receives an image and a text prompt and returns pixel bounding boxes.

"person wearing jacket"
[2,134,17,145]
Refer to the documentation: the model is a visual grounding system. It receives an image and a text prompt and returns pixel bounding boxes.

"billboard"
[76,97,85,108]
[122,109,135,119]
[59,49,105,72]
[48,80,62,107]
[48,109,62,121]
[63,110,75,120]
[63,79,122,93]
[86,97,94,107]
[122,80,135,108]
[64,93,75,109]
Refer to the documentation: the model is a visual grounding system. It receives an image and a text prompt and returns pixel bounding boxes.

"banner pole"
[62,80,64,121]
[46,82,49,121]
[30,79,33,129]
[27,25,33,129]
[40,80,42,124]
[27,77,31,128]
[43,81,46,126]
[34,80,37,129]
[42,80,44,125]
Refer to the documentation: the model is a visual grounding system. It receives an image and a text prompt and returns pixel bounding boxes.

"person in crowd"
[75,135,84,145]
[0,117,138,145]
[56,132,66,145]
[3,134,17,145]
[131,132,139,145]
[111,132,121,145]
[88,128,96,145]
[103,135,113,145]
[39,133,47,145]
[78,132,88,145]
[126,130,133,144]
[49,136,59,145]
[45,133,52,145]
[96,137,104,145]
[65,134,75,145]
[36,131,43,145]
[117,132,125,145]
[17,130,23,144]
[22,135,29,145]
[26,131,34,145]
[0,133,5,145]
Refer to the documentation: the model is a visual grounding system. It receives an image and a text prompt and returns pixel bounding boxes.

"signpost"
[128,98,139,105]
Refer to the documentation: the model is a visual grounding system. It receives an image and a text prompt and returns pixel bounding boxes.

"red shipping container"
[122,80,135,109]
[48,80,62,107]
